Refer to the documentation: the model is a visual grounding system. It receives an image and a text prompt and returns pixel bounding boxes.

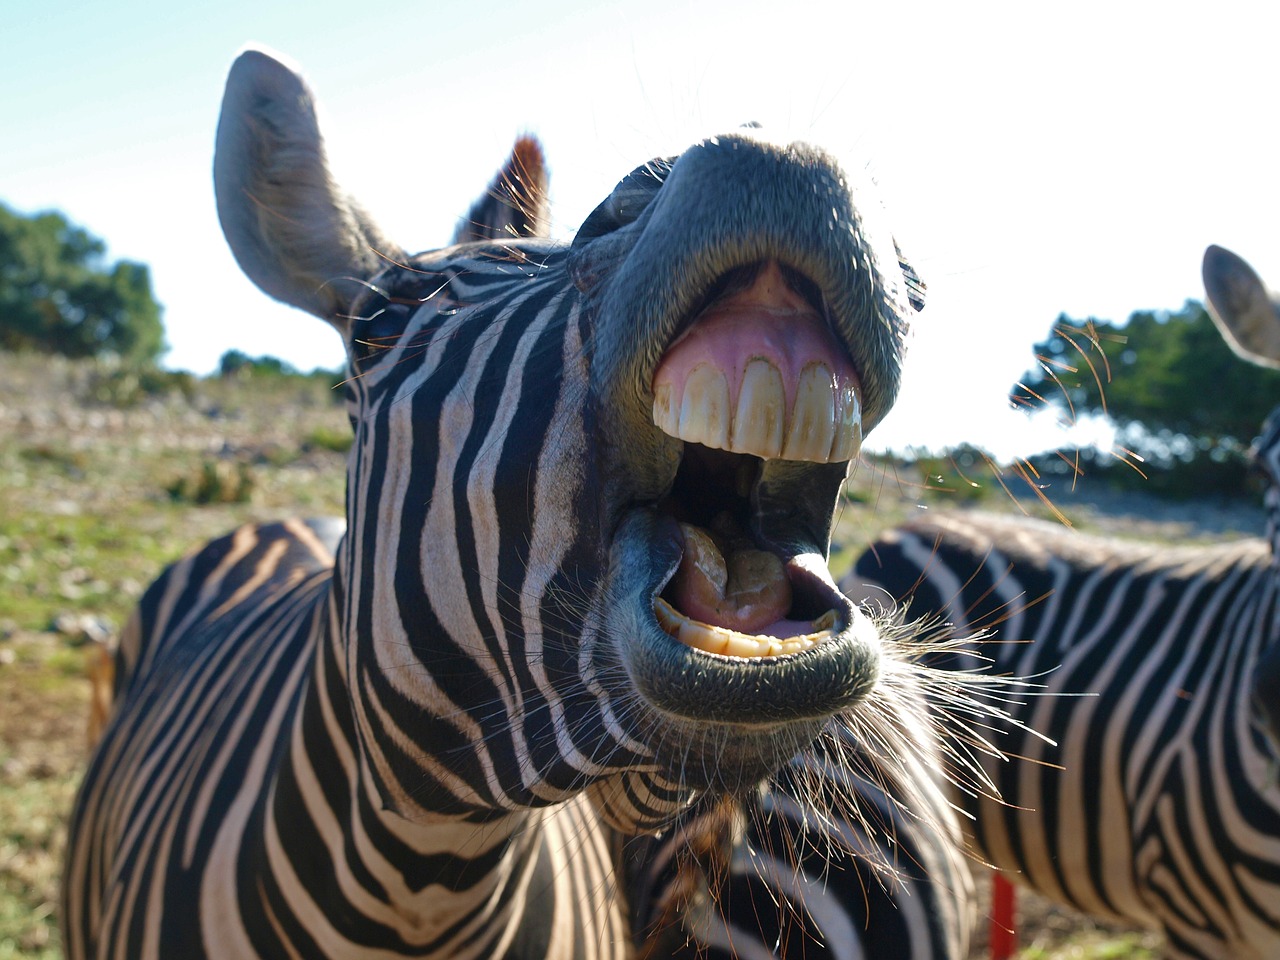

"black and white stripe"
[61,47,1004,959]
[848,246,1280,959]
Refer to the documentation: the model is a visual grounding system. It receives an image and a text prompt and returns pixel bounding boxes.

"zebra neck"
[1265,483,1280,643]
[246,604,599,955]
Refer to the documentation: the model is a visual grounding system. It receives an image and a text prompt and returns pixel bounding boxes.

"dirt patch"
[1014,484,1266,544]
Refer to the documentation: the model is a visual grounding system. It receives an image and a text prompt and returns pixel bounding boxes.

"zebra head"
[214,49,921,825]
[1204,244,1280,759]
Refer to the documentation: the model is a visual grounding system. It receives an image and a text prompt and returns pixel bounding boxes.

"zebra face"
[215,50,921,812]
[567,130,920,790]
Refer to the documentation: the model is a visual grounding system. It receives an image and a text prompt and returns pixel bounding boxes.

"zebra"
[846,245,1280,959]
[61,47,1014,959]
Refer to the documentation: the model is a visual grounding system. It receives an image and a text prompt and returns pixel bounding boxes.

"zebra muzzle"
[654,597,836,658]
[610,505,877,728]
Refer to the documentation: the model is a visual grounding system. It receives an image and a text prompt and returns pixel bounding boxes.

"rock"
[50,612,113,647]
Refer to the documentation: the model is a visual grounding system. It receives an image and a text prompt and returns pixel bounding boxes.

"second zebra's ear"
[214,46,405,333]
[1203,245,1280,369]
[451,136,550,244]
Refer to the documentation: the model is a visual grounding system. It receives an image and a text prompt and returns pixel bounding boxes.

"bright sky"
[4,1,1278,458]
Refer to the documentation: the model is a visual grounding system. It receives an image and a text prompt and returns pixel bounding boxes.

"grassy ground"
[0,354,349,958]
[1,353,1261,958]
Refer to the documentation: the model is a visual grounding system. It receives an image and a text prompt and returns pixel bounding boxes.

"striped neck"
[1259,449,1280,756]
[1257,410,1280,564]
[240,592,635,958]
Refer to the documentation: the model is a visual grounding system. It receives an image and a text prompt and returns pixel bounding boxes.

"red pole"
[990,872,1017,960]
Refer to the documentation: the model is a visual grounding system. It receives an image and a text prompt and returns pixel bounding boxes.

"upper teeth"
[652,358,861,463]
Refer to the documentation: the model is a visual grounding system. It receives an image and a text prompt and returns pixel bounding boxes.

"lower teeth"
[653,597,838,659]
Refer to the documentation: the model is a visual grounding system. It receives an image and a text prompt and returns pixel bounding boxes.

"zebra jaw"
[652,522,840,659]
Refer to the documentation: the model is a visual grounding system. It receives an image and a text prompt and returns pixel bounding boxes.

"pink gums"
[652,262,859,417]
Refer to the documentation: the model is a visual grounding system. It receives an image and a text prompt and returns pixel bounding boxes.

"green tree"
[218,349,299,378]
[1013,301,1280,462]
[1012,302,1280,498]
[0,202,165,363]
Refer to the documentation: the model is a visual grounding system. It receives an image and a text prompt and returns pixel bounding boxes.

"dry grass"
[2,352,1260,957]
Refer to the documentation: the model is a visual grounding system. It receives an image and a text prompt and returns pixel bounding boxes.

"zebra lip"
[654,521,841,658]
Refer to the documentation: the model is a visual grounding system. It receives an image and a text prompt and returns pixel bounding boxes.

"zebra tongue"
[669,522,792,634]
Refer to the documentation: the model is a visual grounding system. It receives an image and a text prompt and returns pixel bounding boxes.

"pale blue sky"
[4,0,1278,456]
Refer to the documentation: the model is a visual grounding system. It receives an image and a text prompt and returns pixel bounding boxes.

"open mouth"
[647,260,861,661]
[651,444,845,659]
[651,261,862,465]
[604,258,880,735]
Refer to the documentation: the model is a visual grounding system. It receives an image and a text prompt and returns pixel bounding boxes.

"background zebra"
[61,47,1007,959]
[847,245,1280,958]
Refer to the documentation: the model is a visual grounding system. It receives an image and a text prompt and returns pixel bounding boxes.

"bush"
[304,425,353,454]
[1024,445,1257,501]
[863,445,1003,505]
[166,460,256,505]
[83,364,197,407]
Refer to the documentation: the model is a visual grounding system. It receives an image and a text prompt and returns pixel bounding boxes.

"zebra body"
[854,513,1280,958]
[64,48,979,959]
[849,246,1280,959]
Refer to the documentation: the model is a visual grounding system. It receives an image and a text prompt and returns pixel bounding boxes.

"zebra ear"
[451,136,550,244]
[1202,245,1280,369]
[214,47,405,331]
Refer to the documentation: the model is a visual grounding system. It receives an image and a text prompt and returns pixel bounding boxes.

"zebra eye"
[349,299,412,367]
[573,157,674,244]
